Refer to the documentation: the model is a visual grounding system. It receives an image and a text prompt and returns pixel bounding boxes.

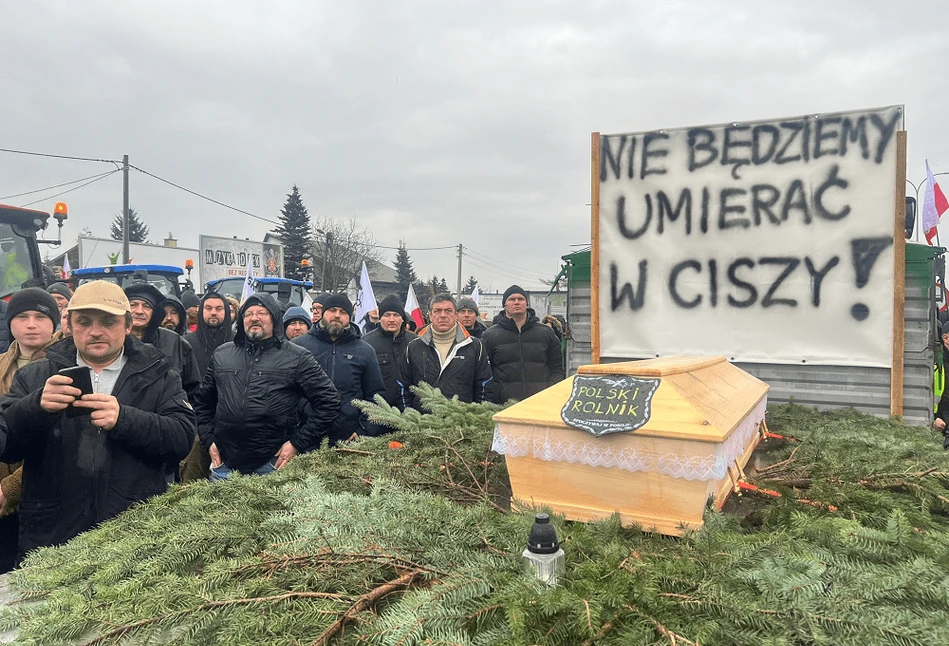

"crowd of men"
[0,279,564,569]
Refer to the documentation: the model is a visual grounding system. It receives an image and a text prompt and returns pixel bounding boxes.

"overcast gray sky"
[2,1,947,291]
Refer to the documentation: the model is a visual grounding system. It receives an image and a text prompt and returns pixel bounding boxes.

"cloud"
[1,0,947,289]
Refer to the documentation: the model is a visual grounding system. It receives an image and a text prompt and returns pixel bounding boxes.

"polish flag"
[405,283,424,329]
[61,254,71,279]
[923,160,949,244]
[470,285,479,305]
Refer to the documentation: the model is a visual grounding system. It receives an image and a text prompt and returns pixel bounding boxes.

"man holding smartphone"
[0,281,195,562]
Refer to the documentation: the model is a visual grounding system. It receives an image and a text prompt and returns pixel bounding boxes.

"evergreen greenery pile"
[273,185,313,281]
[2,388,949,645]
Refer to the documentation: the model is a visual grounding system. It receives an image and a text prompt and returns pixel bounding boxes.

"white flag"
[353,261,377,331]
[61,254,71,279]
[240,254,255,304]
[470,285,479,305]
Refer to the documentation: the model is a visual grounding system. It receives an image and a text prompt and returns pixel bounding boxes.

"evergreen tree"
[110,207,150,243]
[394,242,418,293]
[272,185,313,280]
[428,275,450,296]
[463,276,479,294]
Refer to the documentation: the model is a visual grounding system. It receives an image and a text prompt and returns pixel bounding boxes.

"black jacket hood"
[196,292,233,337]
[492,307,539,331]
[125,282,165,344]
[163,294,187,336]
[235,293,284,345]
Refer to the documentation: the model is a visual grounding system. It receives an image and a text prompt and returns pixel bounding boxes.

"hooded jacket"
[399,323,494,410]
[480,308,565,402]
[163,294,187,336]
[464,318,488,339]
[126,283,201,402]
[363,326,417,409]
[292,321,386,442]
[0,335,195,560]
[194,293,341,473]
[183,293,234,378]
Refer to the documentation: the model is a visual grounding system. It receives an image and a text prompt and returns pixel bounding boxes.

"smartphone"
[58,366,93,418]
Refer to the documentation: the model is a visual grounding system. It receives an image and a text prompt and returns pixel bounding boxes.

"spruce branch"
[310,569,425,646]
[80,590,352,645]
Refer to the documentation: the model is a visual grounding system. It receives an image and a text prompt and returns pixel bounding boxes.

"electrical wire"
[0,147,120,165]
[462,253,549,285]
[0,170,118,201]
[462,251,550,282]
[19,170,121,207]
[130,164,280,225]
[463,246,551,277]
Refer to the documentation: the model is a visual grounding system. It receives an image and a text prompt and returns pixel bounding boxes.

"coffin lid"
[492,355,769,443]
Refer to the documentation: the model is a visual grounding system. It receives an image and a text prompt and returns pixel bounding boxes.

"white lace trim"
[492,398,766,481]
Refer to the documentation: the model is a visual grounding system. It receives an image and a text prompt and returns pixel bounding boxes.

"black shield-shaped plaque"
[560,375,661,437]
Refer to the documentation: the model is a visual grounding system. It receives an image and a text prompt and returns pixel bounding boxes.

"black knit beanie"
[502,284,528,305]
[321,293,354,318]
[377,294,404,319]
[7,287,59,333]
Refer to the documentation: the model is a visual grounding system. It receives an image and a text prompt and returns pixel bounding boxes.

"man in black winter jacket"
[183,293,234,379]
[456,297,487,339]
[481,285,564,402]
[292,293,386,442]
[362,294,417,410]
[180,292,234,482]
[0,280,195,561]
[194,293,340,479]
[399,293,494,410]
[124,282,201,402]
[161,294,187,335]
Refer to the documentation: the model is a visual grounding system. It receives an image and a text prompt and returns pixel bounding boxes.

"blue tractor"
[70,264,193,298]
[205,276,313,308]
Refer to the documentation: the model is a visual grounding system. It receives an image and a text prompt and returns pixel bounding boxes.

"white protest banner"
[596,106,903,367]
[199,235,284,285]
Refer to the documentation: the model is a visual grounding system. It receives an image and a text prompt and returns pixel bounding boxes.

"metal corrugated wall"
[564,248,939,427]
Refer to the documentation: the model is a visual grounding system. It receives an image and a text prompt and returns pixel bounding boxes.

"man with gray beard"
[193,293,340,480]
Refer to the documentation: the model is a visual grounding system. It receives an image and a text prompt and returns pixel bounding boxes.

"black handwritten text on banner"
[598,106,902,367]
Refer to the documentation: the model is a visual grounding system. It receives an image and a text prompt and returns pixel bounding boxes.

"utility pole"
[122,154,130,264]
[456,243,463,298]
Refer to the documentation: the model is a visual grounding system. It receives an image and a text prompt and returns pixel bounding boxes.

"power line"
[130,164,280,225]
[0,170,118,201]
[374,243,456,251]
[462,250,549,282]
[20,170,121,207]
[0,147,120,165]
[464,246,554,277]
[462,253,549,283]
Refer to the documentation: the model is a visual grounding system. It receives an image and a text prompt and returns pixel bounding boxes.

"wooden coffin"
[492,356,769,536]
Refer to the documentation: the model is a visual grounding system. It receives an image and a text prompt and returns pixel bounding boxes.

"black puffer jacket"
[292,322,386,442]
[183,293,234,378]
[399,324,495,410]
[480,309,565,402]
[362,327,417,409]
[194,293,340,473]
[0,336,195,560]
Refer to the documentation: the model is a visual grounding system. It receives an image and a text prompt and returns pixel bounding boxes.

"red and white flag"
[922,160,949,244]
[405,283,424,329]
[61,254,71,279]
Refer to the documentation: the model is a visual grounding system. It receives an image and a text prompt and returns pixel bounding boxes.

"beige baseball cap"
[67,280,131,316]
